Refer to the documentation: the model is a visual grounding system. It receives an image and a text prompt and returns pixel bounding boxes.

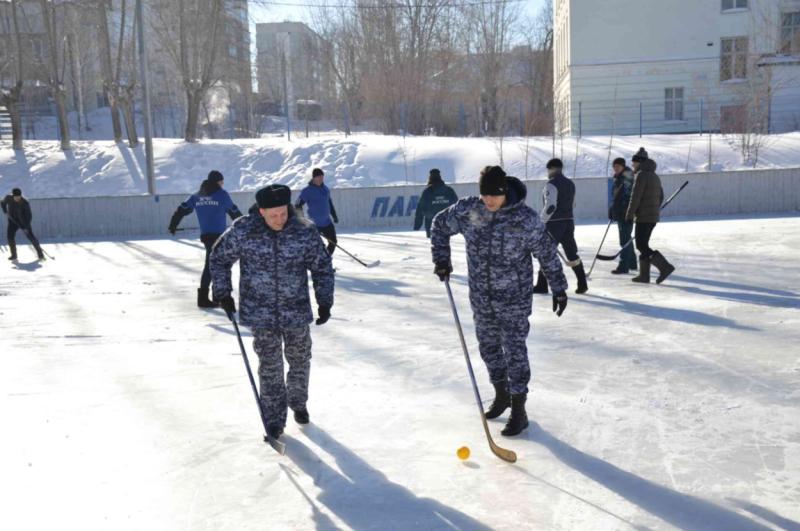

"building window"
[781,12,800,55]
[665,88,684,120]
[720,37,748,81]
[721,0,747,11]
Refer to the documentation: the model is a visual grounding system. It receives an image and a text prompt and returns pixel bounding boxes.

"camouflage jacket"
[210,210,334,328]
[431,177,568,311]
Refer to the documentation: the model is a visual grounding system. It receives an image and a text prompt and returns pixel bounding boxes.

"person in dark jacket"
[413,168,458,238]
[609,157,637,274]
[431,165,568,437]
[626,148,675,284]
[1,188,44,261]
[210,184,334,439]
[533,158,588,294]
[168,170,243,308]
[296,168,339,255]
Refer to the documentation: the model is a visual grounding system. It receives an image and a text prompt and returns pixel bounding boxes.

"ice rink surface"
[2,215,799,530]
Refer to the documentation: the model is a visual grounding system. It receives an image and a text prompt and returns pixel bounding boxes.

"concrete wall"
[26,167,800,240]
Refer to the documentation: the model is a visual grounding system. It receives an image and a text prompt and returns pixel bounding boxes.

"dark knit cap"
[12,188,22,196]
[479,166,507,196]
[312,168,324,177]
[632,147,649,162]
[256,184,291,209]
[546,158,563,170]
[207,170,224,183]
[613,157,626,167]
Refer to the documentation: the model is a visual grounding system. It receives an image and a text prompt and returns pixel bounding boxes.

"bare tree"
[149,0,225,142]
[39,0,71,150]
[0,0,25,150]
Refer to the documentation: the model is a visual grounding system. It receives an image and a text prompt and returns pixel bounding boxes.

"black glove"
[552,291,567,317]
[219,295,236,318]
[608,208,613,221]
[315,305,331,325]
[168,225,177,235]
[434,261,452,281]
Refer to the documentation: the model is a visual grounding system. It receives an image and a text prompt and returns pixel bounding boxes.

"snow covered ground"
[2,132,800,199]
[2,215,800,530]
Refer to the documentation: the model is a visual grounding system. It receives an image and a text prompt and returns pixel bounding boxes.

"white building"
[554,0,800,135]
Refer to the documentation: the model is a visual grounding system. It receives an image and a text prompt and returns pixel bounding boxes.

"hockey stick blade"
[481,416,517,462]
[265,435,287,455]
[366,259,381,268]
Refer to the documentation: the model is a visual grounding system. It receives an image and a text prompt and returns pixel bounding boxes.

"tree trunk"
[185,89,202,142]
[54,87,71,151]
[119,86,139,147]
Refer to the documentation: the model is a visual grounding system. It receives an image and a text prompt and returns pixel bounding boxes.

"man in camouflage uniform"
[210,184,334,440]
[431,166,568,437]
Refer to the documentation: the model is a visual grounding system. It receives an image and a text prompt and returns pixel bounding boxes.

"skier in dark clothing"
[626,148,675,284]
[296,168,339,255]
[210,184,335,440]
[533,159,588,294]
[609,157,637,274]
[431,165,568,437]
[413,168,458,238]
[168,170,242,308]
[1,188,44,261]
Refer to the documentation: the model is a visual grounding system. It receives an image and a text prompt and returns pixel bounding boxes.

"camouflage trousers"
[472,306,531,395]
[252,326,312,429]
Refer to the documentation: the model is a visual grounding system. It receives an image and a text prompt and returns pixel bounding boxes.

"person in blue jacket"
[169,170,242,308]
[295,168,339,255]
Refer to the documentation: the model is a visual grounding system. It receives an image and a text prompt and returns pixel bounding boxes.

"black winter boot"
[8,241,17,261]
[632,255,651,283]
[611,263,629,274]
[197,288,218,308]
[484,381,511,419]
[501,394,529,436]
[533,270,549,294]
[650,251,675,284]
[293,407,310,425]
[572,263,588,294]
[266,425,284,440]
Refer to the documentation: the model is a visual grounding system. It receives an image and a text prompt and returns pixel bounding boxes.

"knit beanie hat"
[207,170,224,183]
[613,157,626,167]
[12,188,22,196]
[632,147,649,162]
[479,166,507,196]
[256,184,291,209]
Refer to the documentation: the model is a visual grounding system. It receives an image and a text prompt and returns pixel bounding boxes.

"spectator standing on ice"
[627,148,675,284]
[168,170,242,308]
[431,166,568,437]
[609,157,638,274]
[210,184,334,440]
[1,188,44,261]
[413,168,458,238]
[534,158,588,294]
[296,168,339,255]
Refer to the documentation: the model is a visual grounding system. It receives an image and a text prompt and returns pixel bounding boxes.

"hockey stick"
[596,180,690,262]
[586,219,613,277]
[324,237,380,268]
[444,279,517,463]
[228,312,286,455]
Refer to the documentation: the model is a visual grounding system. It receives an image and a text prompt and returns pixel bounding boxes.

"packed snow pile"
[2,132,800,199]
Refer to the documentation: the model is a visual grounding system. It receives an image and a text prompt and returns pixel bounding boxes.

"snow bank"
[2,132,800,199]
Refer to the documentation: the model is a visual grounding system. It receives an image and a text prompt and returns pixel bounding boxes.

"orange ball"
[456,446,470,460]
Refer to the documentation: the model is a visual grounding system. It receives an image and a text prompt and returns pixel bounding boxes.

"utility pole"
[136,0,155,195]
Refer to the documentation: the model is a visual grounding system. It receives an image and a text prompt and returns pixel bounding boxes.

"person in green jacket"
[414,169,458,238]
[626,148,675,284]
